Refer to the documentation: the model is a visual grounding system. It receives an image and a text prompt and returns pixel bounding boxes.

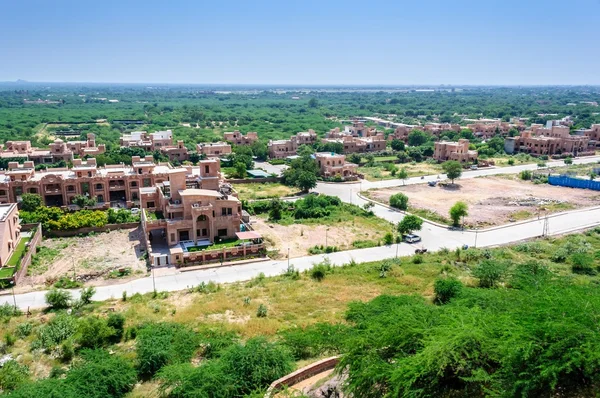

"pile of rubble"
[507,197,566,207]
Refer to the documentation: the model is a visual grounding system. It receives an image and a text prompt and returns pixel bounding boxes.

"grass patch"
[145,211,164,221]
[6,236,32,267]
[408,206,450,225]
[233,183,298,201]
[0,266,16,278]
[187,239,242,252]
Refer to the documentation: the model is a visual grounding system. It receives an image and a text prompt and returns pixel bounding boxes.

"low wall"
[179,243,267,267]
[43,222,140,238]
[226,177,282,184]
[549,175,600,191]
[265,356,340,397]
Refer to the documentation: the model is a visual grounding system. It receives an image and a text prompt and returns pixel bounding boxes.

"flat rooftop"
[0,203,16,222]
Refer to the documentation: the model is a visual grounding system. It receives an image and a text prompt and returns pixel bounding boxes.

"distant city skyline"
[1,0,599,85]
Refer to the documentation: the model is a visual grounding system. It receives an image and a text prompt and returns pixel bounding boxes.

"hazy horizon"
[2,0,599,85]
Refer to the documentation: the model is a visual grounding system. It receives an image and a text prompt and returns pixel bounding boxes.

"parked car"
[130,208,140,214]
[404,234,422,243]
[470,165,478,170]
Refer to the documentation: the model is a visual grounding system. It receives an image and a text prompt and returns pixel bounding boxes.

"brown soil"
[16,228,147,293]
[251,217,387,258]
[367,176,600,227]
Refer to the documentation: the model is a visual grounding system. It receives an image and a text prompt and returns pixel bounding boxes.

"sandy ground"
[367,176,600,227]
[17,228,147,293]
[251,216,389,258]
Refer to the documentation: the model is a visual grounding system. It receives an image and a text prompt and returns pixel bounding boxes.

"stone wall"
[264,356,340,397]
[43,222,140,238]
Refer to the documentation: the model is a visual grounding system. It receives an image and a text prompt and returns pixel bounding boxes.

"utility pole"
[151,267,156,293]
[287,248,290,269]
[543,214,550,237]
[9,280,17,312]
[474,229,479,248]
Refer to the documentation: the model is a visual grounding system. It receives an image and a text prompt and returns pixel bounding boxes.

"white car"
[130,208,140,214]
[404,234,422,243]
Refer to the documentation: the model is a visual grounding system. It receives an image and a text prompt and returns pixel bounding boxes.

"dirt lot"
[251,216,391,258]
[367,176,600,227]
[17,228,147,293]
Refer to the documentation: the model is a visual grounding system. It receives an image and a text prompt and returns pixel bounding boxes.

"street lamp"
[474,228,479,248]
[151,267,156,293]
[325,228,330,248]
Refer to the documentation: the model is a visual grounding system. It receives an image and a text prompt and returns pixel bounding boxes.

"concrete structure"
[323,126,386,154]
[508,124,590,156]
[268,130,318,159]
[314,152,358,179]
[0,157,222,208]
[387,125,413,142]
[224,131,258,146]
[0,136,105,165]
[0,203,20,267]
[422,123,461,136]
[433,139,478,163]
[196,142,232,158]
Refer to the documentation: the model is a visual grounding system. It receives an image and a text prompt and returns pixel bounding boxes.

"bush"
[107,313,126,342]
[79,286,96,304]
[221,337,294,396]
[53,277,82,289]
[77,316,117,349]
[33,313,77,352]
[309,261,332,281]
[65,349,137,398]
[0,302,20,319]
[45,288,72,309]
[433,278,463,304]
[256,304,268,318]
[280,323,350,360]
[472,260,509,288]
[16,322,33,338]
[389,193,409,210]
[0,360,29,392]
[571,252,595,275]
[383,232,394,245]
[136,322,199,377]
[520,170,532,180]
[412,255,423,264]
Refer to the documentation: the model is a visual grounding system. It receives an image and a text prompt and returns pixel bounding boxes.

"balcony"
[44,187,62,194]
[109,183,126,190]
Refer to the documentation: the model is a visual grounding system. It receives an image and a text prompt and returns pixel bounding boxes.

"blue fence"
[548,175,600,191]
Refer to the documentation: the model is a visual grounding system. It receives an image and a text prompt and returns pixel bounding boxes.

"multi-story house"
[120,130,174,151]
[0,136,105,165]
[422,123,461,136]
[0,156,223,208]
[322,129,387,154]
[224,131,259,146]
[506,123,590,156]
[314,152,358,180]
[583,124,600,148]
[268,130,318,159]
[433,139,478,163]
[0,203,21,267]
[196,142,232,158]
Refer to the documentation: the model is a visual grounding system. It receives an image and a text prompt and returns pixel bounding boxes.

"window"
[130,181,138,187]
[202,228,207,236]
[0,190,5,196]
[197,215,207,221]
[196,229,201,237]
[205,165,210,174]
[143,178,151,187]
[227,208,232,215]
[170,233,175,242]
[95,184,103,190]
[29,188,37,194]
[147,201,155,208]
[222,208,227,216]
[217,228,227,237]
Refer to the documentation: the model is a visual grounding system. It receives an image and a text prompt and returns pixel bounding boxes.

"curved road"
[2,156,600,309]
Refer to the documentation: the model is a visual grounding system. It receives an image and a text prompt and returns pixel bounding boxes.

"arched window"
[197,215,207,221]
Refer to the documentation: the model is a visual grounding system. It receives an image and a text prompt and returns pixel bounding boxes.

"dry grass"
[233,183,299,201]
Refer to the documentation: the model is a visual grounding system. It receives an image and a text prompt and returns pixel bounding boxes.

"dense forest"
[1,84,599,152]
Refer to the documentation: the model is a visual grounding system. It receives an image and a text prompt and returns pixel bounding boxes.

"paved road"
[3,156,600,310]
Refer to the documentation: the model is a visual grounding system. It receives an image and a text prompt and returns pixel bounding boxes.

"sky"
[1,0,599,85]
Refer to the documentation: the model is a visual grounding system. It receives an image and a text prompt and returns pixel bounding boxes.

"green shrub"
[0,360,29,392]
[433,278,463,304]
[79,286,96,304]
[136,322,199,377]
[389,193,409,210]
[77,316,117,349]
[16,322,33,338]
[256,304,268,318]
[309,261,331,281]
[107,313,126,342]
[0,303,20,319]
[472,260,509,288]
[279,323,350,360]
[45,288,72,309]
[520,170,532,180]
[383,232,394,245]
[33,313,77,352]
[221,337,294,396]
[571,252,595,275]
[412,255,423,264]
[5,332,16,347]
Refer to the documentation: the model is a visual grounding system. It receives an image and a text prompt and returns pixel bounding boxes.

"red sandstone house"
[0,135,104,164]
[507,124,590,156]
[196,142,232,158]
[268,130,318,159]
[0,203,20,268]
[323,125,386,154]
[582,124,600,148]
[224,131,258,146]
[433,139,478,163]
[314,152,358,180]
[0,156,222,208]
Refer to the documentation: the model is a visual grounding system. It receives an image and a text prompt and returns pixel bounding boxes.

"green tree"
[77,316,117,349]
[449,201,468,227]
[234,161,247,178]
[433,277,462,304]
[389,193,409,210]
[397,215,423,235]
[308,98,318,108]
[297,171,317,193]
[407,130,430,146]
[0,360,29,392]
[472,259,509,288]
[268,199,283,221]
[45,289,72,309]
[442,160,463,184]
[397,167,408,185]
[391,139,405,151]
[20,193,42,212]
[72,195,97,208]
